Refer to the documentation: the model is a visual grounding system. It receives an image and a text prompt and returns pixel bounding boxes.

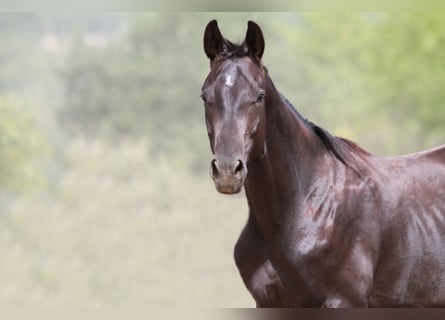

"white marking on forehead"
[224,73,235,87]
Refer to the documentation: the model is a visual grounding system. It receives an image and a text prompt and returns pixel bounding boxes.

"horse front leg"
[234,213,299,307]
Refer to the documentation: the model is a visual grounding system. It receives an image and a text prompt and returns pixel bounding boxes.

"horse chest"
[238,236,333,307]
[247,259,295,306]
[234,218,305,307]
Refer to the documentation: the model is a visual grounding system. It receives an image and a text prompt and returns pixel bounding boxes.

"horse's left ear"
[245,21,265,60]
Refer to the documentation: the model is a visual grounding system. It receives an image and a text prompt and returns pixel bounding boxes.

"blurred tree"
[271,13,445,155]
[59,14,210,170]
[0,96,47,193]
[372,13,445,149]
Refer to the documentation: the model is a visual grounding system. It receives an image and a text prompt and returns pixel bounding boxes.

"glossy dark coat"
[201,20,445,307]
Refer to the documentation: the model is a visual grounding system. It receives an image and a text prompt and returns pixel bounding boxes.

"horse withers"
[201,19,445,307]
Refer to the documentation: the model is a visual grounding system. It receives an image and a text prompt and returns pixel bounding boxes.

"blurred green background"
[1,12,445,307]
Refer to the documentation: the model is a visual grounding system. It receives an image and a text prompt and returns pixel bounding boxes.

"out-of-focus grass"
[0,138,253,307]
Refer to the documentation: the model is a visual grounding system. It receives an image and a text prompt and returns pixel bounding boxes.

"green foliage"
[266,13,445,155]
[59,14,208,165]
[371,13,445,149]
[0,96,47,192]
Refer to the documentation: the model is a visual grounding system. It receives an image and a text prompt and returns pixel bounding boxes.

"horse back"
[368,144,445,306]
[422,144,445,163]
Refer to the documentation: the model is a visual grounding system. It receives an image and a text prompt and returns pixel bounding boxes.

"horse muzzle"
[210,158,246,194]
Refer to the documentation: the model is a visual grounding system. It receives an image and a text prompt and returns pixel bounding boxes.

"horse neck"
[244,74,330,239]
[265,76,325,182]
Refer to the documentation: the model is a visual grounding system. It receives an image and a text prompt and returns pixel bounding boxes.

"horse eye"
[200,94,207,104]
[256,92,266,103]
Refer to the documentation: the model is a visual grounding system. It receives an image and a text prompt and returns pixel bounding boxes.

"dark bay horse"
[201,20,445,307]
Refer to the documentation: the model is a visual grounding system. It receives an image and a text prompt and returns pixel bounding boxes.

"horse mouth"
[215,182,243,194]
[213,176,244,194]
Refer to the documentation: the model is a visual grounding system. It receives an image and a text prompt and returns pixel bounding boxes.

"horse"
[201,19,445,307]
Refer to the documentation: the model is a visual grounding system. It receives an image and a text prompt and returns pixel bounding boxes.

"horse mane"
[285,98,372,175]
[310,122,371,166]
[214,39,263,65]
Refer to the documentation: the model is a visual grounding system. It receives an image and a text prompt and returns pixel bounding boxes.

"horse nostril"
[211,159,244,178]
[234,160,244,175]
[210,159,219,178]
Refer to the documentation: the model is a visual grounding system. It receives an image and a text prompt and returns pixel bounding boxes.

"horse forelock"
[211,39,263,67]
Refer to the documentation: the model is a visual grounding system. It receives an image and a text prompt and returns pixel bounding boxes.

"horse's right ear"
[204,20,225,61]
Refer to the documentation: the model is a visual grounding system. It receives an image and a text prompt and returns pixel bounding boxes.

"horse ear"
[204,20,226,61]
[245,20,265,60]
